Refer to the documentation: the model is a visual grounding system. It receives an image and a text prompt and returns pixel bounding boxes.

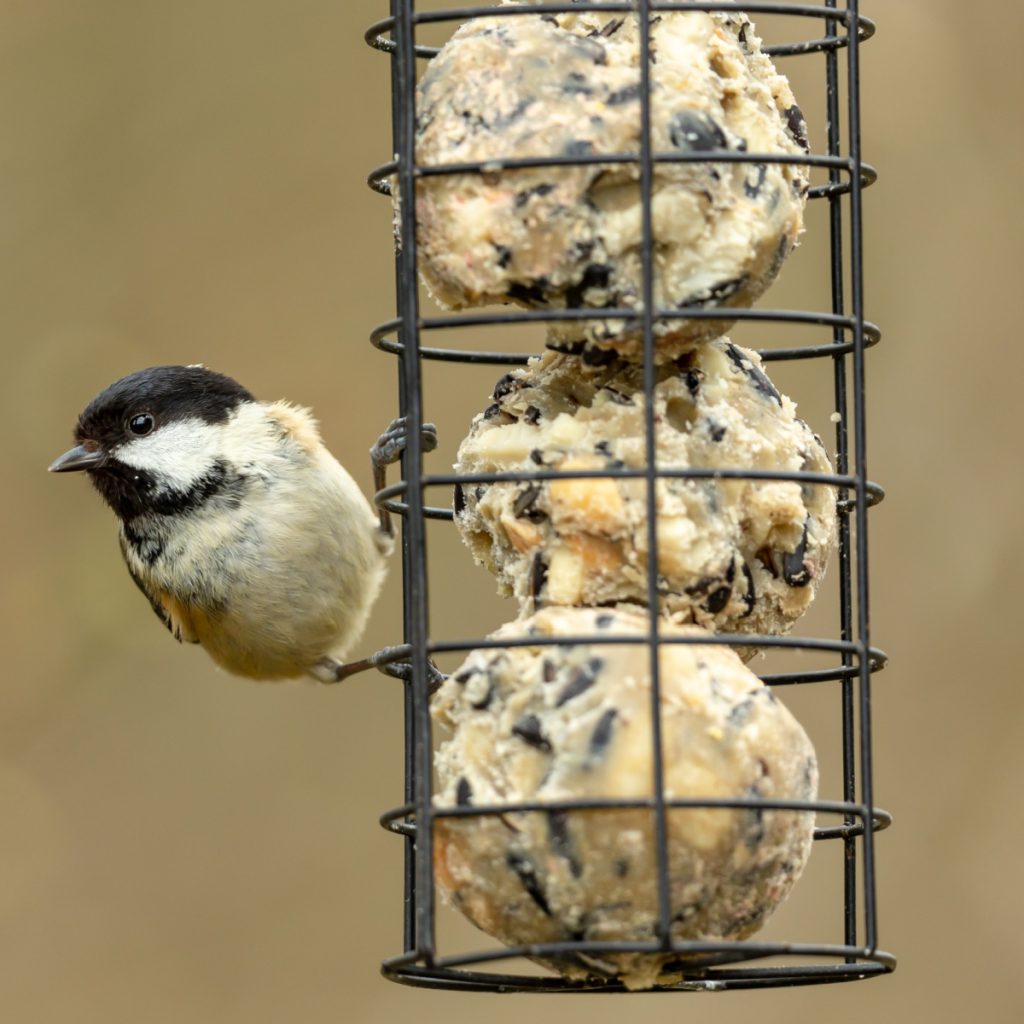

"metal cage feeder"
[364,0,893,992]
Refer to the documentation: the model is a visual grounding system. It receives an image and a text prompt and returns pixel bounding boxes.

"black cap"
[74,365,254,450]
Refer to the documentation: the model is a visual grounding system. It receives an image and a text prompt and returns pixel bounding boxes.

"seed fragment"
[530,553,549,602]
[782,521,812,588]
[601,386,634,405]
[590,708,618,757]
[506,851,552,916]
[739,563,756,617]
[547,811,583,878]
[724,343,782,404]
[556,657,603,706]
[669,109,728,151]
[513,484,543,519]
[706,585,732,614]
[492,372,521,400]
[512,714,552,753]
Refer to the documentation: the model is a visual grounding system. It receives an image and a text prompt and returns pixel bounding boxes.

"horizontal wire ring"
[366,157,878,196]
[365,3,876,60]
[381,944,895,992]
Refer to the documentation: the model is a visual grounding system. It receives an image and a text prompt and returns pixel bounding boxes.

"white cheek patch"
[115,418,225,492]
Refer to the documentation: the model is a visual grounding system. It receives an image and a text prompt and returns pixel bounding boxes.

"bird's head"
[50,365,255,520]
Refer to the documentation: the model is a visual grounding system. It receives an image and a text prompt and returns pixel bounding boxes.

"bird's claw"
[371,417,438,471]
[372,417,438,538]
[380,657,447,696]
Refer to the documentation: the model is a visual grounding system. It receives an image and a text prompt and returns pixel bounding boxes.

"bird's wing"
[120,539,201,645]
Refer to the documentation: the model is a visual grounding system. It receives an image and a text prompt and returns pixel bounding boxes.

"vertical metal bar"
[388,0,417,957]
[637,0,672,947]
[846,0,878,953]
[824,0,858,957]
[393,0,436,964]
[401,573,417,957]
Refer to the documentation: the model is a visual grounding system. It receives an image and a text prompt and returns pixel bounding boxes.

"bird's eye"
[128,413,155,436]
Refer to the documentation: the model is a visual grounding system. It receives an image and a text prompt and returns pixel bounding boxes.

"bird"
[49,364,436,683]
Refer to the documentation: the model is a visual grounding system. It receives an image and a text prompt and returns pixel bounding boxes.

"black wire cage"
[365,0,892,992]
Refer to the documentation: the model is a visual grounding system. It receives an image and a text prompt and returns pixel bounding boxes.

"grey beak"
[49,444,106,473]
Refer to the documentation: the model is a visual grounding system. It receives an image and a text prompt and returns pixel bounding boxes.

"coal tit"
[50,365,435,683]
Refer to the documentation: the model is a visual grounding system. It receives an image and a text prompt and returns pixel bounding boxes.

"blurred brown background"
[3,1,1022,1020]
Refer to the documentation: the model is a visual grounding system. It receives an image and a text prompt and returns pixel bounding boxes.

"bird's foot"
[310,645,446,695]
[371,417,438,538]
[379,656,447,696]
[371,416,438,471]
